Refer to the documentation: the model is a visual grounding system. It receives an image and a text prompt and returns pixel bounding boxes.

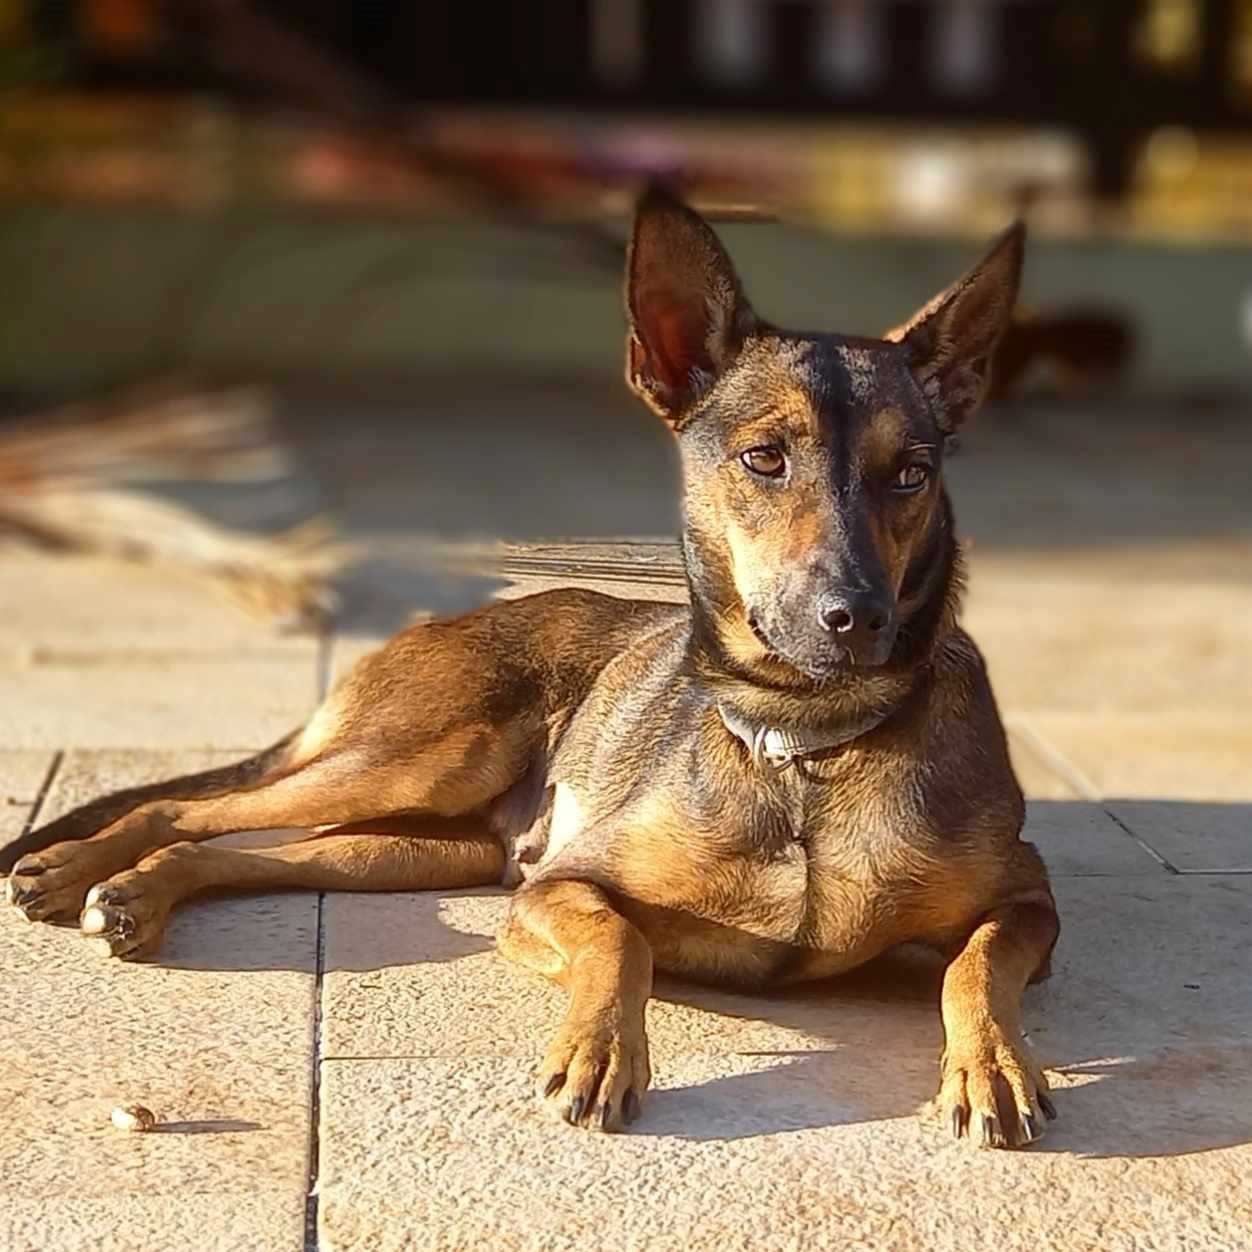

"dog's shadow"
[636,944,1252,1159]
[96,812,1252,1163]
[639,948,945,1143]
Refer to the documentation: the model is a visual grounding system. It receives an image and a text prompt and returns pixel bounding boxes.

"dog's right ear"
[625,184,756,426]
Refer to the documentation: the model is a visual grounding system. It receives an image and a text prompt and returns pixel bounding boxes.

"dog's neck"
[680,495,964,739]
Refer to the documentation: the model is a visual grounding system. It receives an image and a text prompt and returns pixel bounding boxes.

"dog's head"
[625,186,1022,683]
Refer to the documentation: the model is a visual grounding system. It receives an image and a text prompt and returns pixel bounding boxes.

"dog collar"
[717,702,889,771]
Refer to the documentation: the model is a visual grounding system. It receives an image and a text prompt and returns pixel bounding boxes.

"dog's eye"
[894,463,930,493]
[741,446,786,478]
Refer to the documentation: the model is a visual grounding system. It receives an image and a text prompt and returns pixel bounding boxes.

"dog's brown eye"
[741,446,786,478]
[894,463,930,493]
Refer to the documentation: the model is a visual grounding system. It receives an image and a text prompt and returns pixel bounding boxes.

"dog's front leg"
[500,879,652,1132]
[937,901,1059,1149]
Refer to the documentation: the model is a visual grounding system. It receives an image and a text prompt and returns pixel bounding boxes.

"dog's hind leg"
[0,733,299,875]
[76,821,505,959]
[5,732,521,923]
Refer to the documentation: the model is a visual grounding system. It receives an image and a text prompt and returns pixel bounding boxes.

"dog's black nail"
[624,1090,641,1123]
[1021,1113,1040,1143]
[543,1073,564,1098]
[1039,1092,1058,1120]
[598,1103,613,1132]
[980,1114,1002,1147]
[567,1096,585,1125]
[950,1106,967,1138]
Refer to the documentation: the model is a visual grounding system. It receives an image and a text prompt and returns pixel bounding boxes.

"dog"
[4,186,1058,1150]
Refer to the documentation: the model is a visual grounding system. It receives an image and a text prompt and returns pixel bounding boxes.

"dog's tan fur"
[5,188,1057,1149]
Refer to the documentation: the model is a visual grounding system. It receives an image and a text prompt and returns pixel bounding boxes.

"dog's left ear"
[886,221,1025,431]
[625,184,756,426]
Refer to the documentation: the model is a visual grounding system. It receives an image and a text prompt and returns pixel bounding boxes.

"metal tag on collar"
[753,725,798,772]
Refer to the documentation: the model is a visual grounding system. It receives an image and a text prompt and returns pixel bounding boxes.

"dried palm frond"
[0,380,351,629]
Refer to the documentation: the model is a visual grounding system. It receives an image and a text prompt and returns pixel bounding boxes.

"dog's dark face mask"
[624,186,1023,684]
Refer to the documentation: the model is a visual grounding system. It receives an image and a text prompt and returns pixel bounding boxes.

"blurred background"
[0,0,1250,630]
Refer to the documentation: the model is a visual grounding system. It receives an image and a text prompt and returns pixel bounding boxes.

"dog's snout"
[817,591,891,643]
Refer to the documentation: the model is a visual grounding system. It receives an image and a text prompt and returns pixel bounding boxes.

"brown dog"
[4,187,1057,1149]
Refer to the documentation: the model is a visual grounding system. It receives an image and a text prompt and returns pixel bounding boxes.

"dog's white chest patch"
[542,782,584,864]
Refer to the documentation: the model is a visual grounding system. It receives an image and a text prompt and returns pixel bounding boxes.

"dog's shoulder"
[915,626,1025,837]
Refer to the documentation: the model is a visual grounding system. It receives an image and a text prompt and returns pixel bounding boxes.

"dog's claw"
[979,1114,1005,1148]
[1039,1092,1058,1121]
[598,1103,613,1132]
[8,890,37,920]
[566,1096,585,1126]
[6,875,74,921]
[1020,1113,1040,1144]
[950,1105,967,1139]
[543,1072,564,1098]
[7,876,30,903]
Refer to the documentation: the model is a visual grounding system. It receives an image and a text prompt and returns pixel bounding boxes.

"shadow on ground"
[5,785,1249,1161]
[32,800,1221,1161]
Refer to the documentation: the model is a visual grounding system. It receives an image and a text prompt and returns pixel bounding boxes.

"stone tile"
[0,551,320,659]
[4,1194,308,1252]
[0,750,54,848]
[965,569,1252,718]
[2,754,316,1252]
[318,1053,1252,1252]
[1006,726,1081,800]
[1105,800,1252,873]
[0,891,317,1252]
[1023,800,1163,876]
[1024,714,1252,802]
[317,878,1252,1251]
[1044,876,1252,1053]
[0,653,317,750]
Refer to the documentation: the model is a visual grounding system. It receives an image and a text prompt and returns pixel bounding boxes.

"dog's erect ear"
[886,221,1025,431]
[625,184,756,425]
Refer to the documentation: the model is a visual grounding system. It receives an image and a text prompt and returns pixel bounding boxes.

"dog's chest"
[542,763,942,984]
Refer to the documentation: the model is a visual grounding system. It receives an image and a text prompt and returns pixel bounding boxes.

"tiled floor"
[1,385,1249,1250]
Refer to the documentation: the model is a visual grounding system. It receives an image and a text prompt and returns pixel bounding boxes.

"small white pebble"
[110,1104,157,1133]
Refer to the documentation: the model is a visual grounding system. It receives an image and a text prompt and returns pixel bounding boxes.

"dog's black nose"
[817,591,891,641]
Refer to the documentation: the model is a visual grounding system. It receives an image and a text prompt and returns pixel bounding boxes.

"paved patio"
[1,384,1250,1250]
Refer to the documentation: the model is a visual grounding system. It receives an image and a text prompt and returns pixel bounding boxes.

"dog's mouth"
[747,613,856,681]
[746,614,778,656]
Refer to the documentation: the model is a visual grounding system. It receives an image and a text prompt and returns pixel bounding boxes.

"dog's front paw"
[536,1009,651,1132]
[936,1027,1056,1150]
